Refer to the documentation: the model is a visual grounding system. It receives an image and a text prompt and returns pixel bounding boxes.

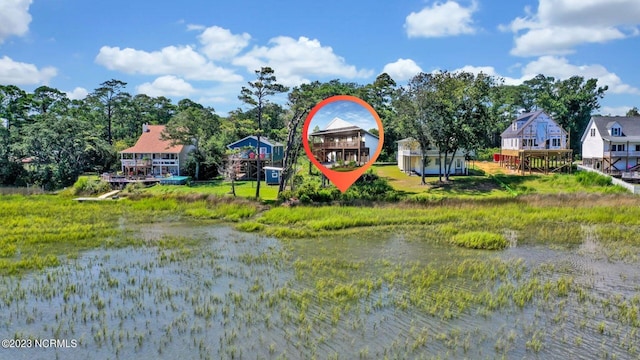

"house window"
[259,147,267,154]
[551,138,560,147]
[590,128,596,137]
[611,144,625,151]
[636,145,640,152]
[612,127,621,136]
[435,158,440,165]
[456,159,462,168]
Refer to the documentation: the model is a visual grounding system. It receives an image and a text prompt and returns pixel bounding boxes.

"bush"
[450,231,508,250]
[70,176,112,195]
[575,171,612,187]
[285,169,402,204]
[475,147,500,161]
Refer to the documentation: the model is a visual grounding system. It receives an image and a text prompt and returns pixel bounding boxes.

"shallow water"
[0,223,638,359]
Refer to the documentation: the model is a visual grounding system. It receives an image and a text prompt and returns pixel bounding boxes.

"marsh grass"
[0,193,259,275]
[450,231,508,250]
[246,197,640,254]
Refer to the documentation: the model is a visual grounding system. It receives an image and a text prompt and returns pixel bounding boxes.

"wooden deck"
[74,190,121,202]
[500,149,573,175]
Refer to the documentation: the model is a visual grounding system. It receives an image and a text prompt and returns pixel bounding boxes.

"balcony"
[604,150,640,158]
[121,159,151,167]
[152,159,178,166]
[399,149,423,156]
[312,141,366,150]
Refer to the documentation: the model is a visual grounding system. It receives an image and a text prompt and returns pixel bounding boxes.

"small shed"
[263,166,283,185]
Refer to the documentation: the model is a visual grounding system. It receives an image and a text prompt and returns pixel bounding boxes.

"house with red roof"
[119,124,193,177]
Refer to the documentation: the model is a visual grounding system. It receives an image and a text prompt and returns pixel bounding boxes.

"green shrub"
[575,171,612,187]
[282,169,401,204]
[476,147,500,161]
[450,231,508,250]
[70,176,112,195]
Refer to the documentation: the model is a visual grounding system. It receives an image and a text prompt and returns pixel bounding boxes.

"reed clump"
[449,231,508,250]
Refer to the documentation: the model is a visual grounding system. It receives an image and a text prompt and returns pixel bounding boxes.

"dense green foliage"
[1,69,609,191]
[278,170,400,204]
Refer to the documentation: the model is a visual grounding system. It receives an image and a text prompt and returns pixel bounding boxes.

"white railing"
[399,150,423,156]
[121,159,150,167]
[604,151,640,157]
[152,159,178,166]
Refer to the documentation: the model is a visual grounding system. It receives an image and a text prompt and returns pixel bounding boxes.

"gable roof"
[585,116,640,142]
[120,125,184,154]
[226,135,283,149]
[310,117,378,138]
[325,117,355,130]
[500,110,544,138]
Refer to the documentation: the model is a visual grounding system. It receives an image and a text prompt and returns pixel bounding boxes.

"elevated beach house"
[120,124,193,177]
[226,136,284,180]
[581,116,640,174]
[500,111,572,174]
[309,117,379,165]
[397,138,468,175]
[226,135,284,163]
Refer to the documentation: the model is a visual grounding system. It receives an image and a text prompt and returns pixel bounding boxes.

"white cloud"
[198,26,250,61]
[600,106,635,116]
[0,56,57,85]
[95,45,242,82]
[382,59,423,81]
[0,0,32,43]
[233,36,373,86]
[504,0,640,56]
[405,1,478,38]
[136,75,195,97]
[453,56,639,95]
[521,56,640,94]
[65,87,88,100]
[186,24,206,31]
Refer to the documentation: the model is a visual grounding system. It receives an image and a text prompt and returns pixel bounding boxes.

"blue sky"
[1,0,639,116]
[309,100,378,133]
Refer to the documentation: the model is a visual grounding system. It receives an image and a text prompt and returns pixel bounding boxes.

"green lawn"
[372,164,507,198]
[372,163,628,198]
[134,163,627,203]
[143,179,279,201]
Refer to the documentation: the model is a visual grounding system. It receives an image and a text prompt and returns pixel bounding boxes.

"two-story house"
[397,138,468,175]
[500,111,572,174]
[120,124,193,177]
[226,135,284,163]
[501,111,568,151]
[309,117,379,166]
[581,116,640,174]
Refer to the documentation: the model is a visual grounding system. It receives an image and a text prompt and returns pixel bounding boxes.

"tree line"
[0,69,614,192]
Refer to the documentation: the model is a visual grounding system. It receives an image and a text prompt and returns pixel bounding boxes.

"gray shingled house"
[581,116,640,174]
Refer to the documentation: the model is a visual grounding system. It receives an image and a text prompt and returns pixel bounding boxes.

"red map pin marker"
[302,95,384,193]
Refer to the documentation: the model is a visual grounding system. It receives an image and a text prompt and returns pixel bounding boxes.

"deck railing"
[312,141,365,150]
[121,159,151,167]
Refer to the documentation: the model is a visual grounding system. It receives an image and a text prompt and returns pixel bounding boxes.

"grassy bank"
[1,165,636,275]
[144,179,279,201]
[373,163,627,200]
[238,194,640,260]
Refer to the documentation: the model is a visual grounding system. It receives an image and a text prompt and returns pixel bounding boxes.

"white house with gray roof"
[581,116,640,174]
[501,111,568,151]
[397,138,469,175]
